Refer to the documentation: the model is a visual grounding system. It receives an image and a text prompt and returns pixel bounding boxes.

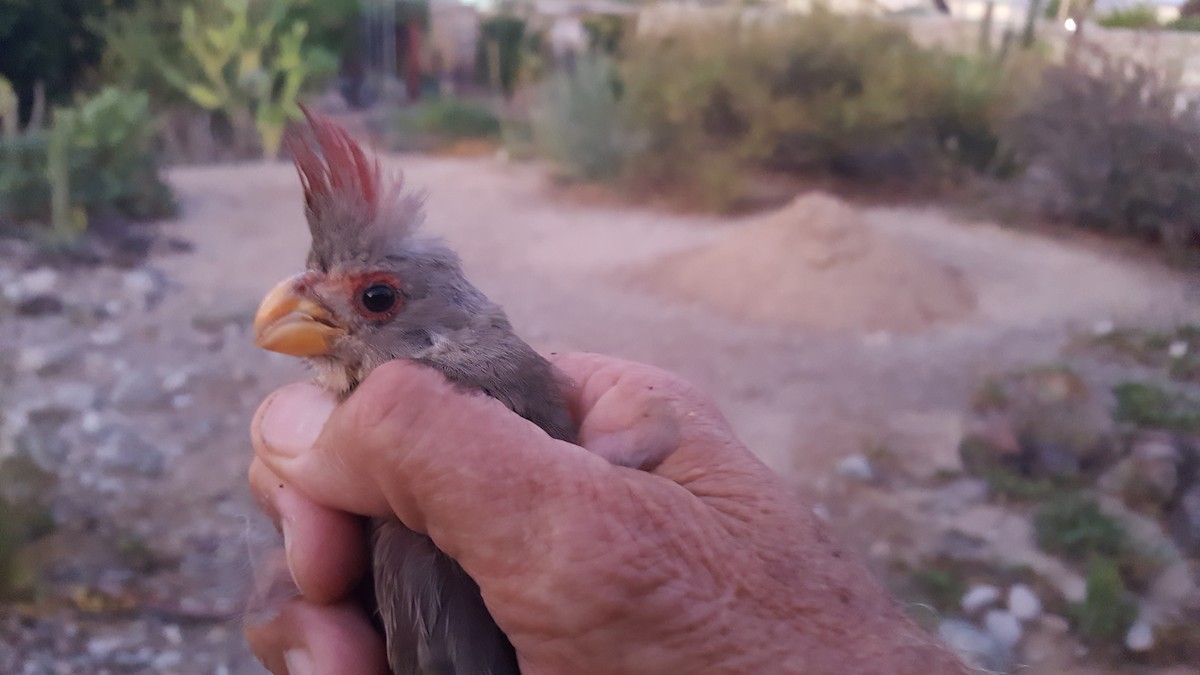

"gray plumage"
[285,111,576,675]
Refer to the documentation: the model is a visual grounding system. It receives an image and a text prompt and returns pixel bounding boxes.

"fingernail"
[281,518,299,588]
[259,383,336,457]
[284,649,313,675]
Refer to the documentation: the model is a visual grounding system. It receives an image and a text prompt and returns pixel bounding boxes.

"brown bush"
[1002,48,1200,252]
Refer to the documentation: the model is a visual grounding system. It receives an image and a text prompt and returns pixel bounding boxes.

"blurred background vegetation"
[1,0,1198,255]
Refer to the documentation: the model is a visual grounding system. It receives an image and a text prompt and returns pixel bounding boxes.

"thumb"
[251,360,617,573]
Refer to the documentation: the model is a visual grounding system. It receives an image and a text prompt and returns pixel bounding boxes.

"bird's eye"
[360,284,397,315]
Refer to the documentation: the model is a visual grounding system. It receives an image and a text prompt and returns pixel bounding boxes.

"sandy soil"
[4,152,1199,673]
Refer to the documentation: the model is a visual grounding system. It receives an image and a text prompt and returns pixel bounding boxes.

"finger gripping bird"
[252,107,577,675]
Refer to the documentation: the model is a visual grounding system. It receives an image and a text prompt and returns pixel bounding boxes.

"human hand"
[245,352,964,674]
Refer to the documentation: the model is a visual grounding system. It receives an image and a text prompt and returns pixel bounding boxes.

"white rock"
[20,268,58,296]
[1007,584,1043,621]
[81,411,103,434]
[52,383,97,410]
[937,619,1010,671]
[86,635,124,658]
[15,347,49,373]
[161,370,190,392]
[961,584,1001,613]
[1125,620,1154,652]
[152,651,182,668]
[811,504,830,521]
[984,609,1023,648]
[90,325,123,346]
[836,454,873,482]
[122,269,157,299]
[1092,319,1115,336]
[1169,341,1189,359]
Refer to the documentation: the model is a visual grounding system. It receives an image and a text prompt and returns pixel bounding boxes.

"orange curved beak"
[253,274,345,357]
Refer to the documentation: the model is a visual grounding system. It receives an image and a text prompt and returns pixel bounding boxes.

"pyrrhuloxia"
[252,108,575,675]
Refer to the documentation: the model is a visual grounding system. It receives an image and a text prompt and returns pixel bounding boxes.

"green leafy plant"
[1113,381,1200,431]
[151,0,337,158]
[0,86,174,232]
[477,15,527,98]
[1097,4,1160,28]
[1033,493,1128,562]
[614,9,1015,210]
[531,53,628,181]
[1069,558,1137,643]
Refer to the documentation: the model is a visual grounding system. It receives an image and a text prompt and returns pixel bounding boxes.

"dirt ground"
[3,153,1199,673]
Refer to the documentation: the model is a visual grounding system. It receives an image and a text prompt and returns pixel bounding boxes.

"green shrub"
[477,15,527,97]
[1033,493,1127,562]
[99,0,337,159]
[1097,5,1160,28]
[531,53,628,181]
[0,87,174,229]
[1112,381,1200,431]
[411,99,501,140]
[1069,558,1137,643]
[1002,49,1200,252]
[615,10,1010,209]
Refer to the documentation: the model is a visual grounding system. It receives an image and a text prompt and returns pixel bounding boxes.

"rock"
[1007,584,1043,621]
[86,635,124,658]
[885,411,964,481]
[151,651,182,669]
[14,345,76,376]
[51,383,97,410]
[1039,614,1071,634]
[836,454,874,482]
[110,370,164,410]
[90,324,123,347]
[1145,561,1200,616]
[14,407,73,465]
[1092,319,1115,337]
[1169,341,1189,359]
[19,268,58,297]
[161,369,190,392]
[1167,485,1200,557]
[811,504,830,522]
[929,479,988,512]
[162,625,183,646]
[937,619,1010,672]
[1099,431,1180,511]
[122,268,165,307]
[95,426,165,476]
[984,609,1023,648]
[961,584,1001,613]
[80,411,103,434]
[15,295,64,317]
[1125,620,1154,652]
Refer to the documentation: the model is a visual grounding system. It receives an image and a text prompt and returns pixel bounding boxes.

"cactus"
[155,0,331,159]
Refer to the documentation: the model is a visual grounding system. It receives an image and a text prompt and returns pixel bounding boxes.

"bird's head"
[252,107,489,395]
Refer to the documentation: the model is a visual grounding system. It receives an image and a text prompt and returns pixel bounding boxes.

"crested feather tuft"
[287,104,424,267]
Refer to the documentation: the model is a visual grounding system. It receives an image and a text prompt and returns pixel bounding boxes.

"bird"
[251,106,577,675]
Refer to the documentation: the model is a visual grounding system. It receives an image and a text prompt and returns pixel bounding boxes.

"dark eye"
[360,284,397,314]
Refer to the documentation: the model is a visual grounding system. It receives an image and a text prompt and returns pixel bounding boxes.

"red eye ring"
[353,273,403,319]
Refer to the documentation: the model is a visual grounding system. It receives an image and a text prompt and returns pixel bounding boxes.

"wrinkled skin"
[246,353,967,675]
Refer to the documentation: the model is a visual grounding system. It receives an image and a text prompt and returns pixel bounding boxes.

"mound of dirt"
[633,192,976,333]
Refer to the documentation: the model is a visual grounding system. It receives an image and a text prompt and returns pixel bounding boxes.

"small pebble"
[984,609,1022,648]
[961,585,1001,613]
[836,454,874,482]
[1125,620,1154,652]
[1007,584,1043,621]
[1168,341,1189,359]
